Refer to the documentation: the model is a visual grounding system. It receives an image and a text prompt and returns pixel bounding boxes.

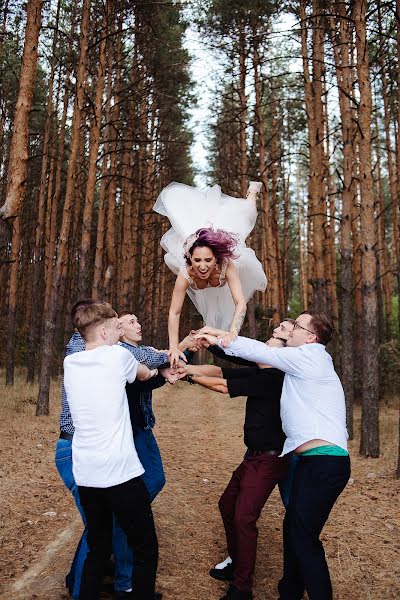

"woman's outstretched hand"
[198,326,229,338]
[193,332,219,346]
[168,347,187,368]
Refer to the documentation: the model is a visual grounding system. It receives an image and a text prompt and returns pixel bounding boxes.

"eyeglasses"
[293,321,316,336]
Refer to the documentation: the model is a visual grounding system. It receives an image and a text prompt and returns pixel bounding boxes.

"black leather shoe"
[219,584,253,600]
[210,562,234,582]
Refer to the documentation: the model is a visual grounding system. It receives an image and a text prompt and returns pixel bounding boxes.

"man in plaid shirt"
[56,300,191,599]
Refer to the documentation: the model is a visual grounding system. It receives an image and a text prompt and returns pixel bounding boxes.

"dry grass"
[0,373,399,599]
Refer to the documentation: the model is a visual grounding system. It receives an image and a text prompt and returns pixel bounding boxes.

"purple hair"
[184,227,239,265]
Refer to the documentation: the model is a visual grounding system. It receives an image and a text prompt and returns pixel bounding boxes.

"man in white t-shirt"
[196,311,350,600]
[63,302,159,600]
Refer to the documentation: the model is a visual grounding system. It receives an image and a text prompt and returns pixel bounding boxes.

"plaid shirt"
[59,332,169,434]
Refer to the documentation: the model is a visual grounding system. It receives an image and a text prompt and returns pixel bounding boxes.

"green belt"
[298,445,349,457]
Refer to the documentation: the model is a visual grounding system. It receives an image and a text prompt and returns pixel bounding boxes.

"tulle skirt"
[153,182,267,329]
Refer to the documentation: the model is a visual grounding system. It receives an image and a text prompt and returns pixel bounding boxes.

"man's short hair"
[71,298,104,322]
[73,302,117,340]
[282,317,296,325]
[301,311,335,345]
[118,310,134,319]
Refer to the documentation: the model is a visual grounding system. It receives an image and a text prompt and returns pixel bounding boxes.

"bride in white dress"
[153,181,267,366]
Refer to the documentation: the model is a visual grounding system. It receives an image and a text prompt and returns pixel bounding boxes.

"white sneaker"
[214,556,232,570]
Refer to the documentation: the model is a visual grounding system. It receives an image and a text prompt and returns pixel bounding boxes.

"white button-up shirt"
[219,337,348,456]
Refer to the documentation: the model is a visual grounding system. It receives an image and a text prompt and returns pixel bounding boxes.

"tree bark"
[378,0,397,340]
[5,216,21,385]
[354,0,379,457]
[300,0,328,312]
[328,0,355,437]
[78,5,108,295]
[37,0,91,416]
[252,35,279,324]
[0,0,43,220]
[103,17,122,303]
[26,0,61,383]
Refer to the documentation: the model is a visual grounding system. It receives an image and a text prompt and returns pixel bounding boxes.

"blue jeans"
[113,425,165,592]
[55,438,88,599]
[55,427,165,596]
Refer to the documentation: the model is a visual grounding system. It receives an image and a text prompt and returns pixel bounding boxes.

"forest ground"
[0,372,399,600]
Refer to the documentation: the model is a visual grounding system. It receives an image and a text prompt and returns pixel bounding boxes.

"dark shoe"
[114,593,162,599]
[210,562,234,582]
[220,584,253,600]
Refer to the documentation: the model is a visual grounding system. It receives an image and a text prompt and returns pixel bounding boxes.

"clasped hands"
[194,326,235,348]
[167,327,236,373]
[181,327,235,351]
[159,362,187,385]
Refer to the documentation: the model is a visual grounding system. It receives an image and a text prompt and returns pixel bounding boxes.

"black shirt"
[126,375,165,429]
[222,366,285,452]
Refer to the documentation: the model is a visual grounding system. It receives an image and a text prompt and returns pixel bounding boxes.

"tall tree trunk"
[37,0,91,416]
[282,170,290,311]
[328,0,355,437]
[252,36,279,324]
[0,0,43,219]
[0,0,44,254]
[378,0,397,340]
[395,0,400,337]
[270,90,284,318]
[354,0,379,457]
[300,0,328,312]
[297,169,308,311]
[103,17,122,302]
[374,111,391,342]
[92,30,114,299]
[44,1,77,312]
[323,87,339,328]
[78,5,108,295]
[26,0,61,383]
[237,24,256,337]
[395,0,400,477]
[5,216,21,384]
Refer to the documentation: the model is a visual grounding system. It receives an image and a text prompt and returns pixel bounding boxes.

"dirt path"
[1,380,399,599]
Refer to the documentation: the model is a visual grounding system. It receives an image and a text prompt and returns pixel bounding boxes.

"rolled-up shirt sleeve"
[120,343,168,368]
[219,336,311,378]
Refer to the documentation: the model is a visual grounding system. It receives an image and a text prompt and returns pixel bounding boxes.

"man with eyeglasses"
[197,311,349,600]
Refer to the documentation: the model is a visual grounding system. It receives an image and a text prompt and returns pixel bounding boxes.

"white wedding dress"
[153,182,267,330]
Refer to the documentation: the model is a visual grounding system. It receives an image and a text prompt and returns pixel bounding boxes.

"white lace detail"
[180,265,199,290]
[219,258,228,286]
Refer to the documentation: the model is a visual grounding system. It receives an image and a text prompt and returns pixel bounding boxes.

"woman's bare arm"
[168,271,189,366]
[223,261,247,346]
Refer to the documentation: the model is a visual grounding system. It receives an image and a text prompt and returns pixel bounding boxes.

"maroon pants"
[218,452,289,593]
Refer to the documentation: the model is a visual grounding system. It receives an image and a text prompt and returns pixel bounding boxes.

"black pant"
[78,476,158,600]
[278,455,350,600]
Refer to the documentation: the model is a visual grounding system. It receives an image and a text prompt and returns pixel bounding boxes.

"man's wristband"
[186,374,196,385]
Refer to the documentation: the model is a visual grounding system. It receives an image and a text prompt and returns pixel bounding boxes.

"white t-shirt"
[64,344,144,487]
[220,337,348,456]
